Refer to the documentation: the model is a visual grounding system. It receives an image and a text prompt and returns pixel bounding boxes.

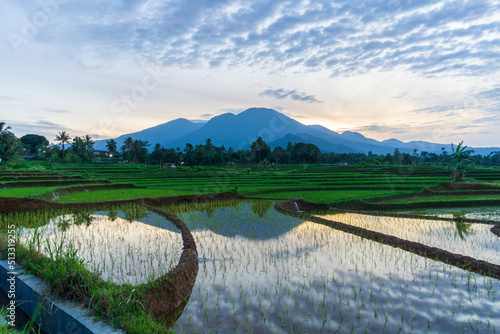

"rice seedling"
[168,200,500,333]
[17,208,183,285]
[408,206,500,221]
[317,213,500,265]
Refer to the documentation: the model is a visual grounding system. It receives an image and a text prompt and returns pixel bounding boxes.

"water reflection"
[409,206,500,221]
[19,210,182,285]
[173,202,500,333]
[318,212,500,265]
[176,201,303,240]
[453,214,472,241]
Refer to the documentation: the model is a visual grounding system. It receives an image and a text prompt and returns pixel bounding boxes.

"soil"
[275,199,500,280]
[141,205,199,319]
[492,224,500,238]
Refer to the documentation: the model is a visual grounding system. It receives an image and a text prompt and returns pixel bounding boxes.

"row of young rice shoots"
[16,205,183,285]
[167,200,500,334]
[316,213,500,265]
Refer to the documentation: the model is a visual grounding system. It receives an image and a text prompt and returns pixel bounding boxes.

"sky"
[0,0,499,147]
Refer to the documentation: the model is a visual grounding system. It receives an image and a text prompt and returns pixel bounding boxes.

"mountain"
[166,108,309,150]
[97,107,500,155]
[94,118,203,150]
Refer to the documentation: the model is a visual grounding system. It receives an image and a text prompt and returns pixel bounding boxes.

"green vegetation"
[445,141,476,181]
[0,123,23,163]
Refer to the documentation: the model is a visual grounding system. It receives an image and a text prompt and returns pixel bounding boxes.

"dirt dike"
[334,198,500,211]
[492,224,500,238]
[275,199,500,280]
[140,204,199,319]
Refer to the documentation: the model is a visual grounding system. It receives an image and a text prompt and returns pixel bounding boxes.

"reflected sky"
[19,210,182,285]
[177,201,303,240]
[173,202,500,333]
[318,213,500,265]
[408,206,500,222]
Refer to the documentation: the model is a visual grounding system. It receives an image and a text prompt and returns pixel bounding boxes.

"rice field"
[406,206,500,221]
[316,212,500,265]
[2,163,500,333]
[18,208,182,285]
[168,201,500,333]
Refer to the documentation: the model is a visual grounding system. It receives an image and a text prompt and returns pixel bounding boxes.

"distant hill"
[94,118,203,150]
[96,107,500,155]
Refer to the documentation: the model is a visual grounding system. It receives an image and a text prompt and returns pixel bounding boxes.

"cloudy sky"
[1,0,499,147]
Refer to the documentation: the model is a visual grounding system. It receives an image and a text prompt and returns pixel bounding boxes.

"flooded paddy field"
[18,207,182,285]
[316,213,500,266]
[167,201,500,333]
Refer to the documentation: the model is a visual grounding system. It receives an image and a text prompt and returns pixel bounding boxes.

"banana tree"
[445,141,475,181]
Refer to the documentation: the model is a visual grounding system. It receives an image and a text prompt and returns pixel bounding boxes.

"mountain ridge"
[95,108,500,155]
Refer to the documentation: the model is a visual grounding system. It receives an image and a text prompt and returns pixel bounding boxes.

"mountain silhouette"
[96,107,500,155]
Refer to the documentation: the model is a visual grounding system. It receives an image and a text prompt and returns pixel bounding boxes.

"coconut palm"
[106,139,117,153]
[0,122,11,139]
[55,131,71,158]
[83,135,93,150]
[445,141,475,181]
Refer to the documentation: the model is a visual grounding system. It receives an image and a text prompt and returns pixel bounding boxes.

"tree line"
[1,122,499,168]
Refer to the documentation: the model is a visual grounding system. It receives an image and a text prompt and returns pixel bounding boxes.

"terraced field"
[1,162,500,333]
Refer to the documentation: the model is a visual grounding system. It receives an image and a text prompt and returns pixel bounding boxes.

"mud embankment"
[140,204,199,319]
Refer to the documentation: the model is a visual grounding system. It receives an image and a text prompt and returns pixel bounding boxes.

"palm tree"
[106,139,117,153]
[204,138,214,164]
[445,141,475,181]
[121,137,134,153]
[83,135,93,149]
[0,122,11,139]
[251,136,270,162]
[55,131,71,158]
